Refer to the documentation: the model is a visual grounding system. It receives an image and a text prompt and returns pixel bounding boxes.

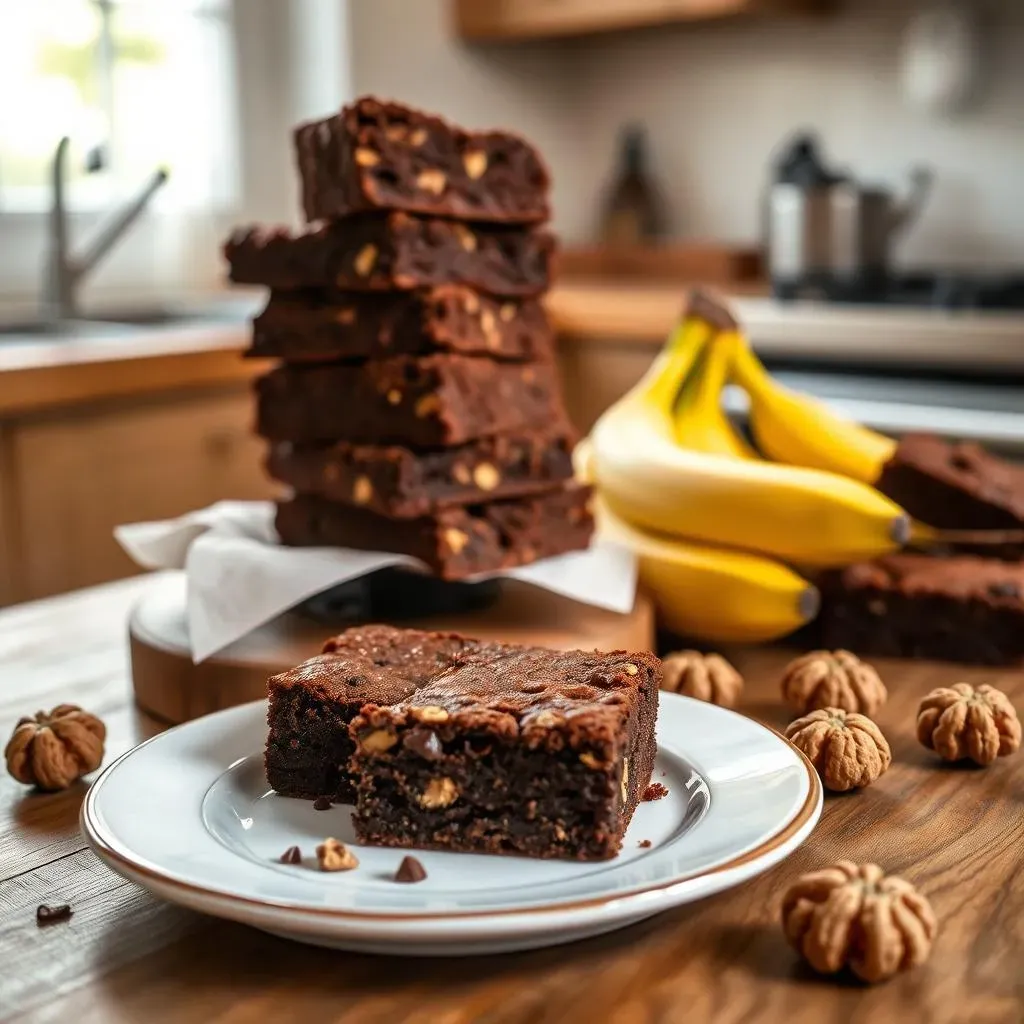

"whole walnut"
[782,860,937,983]
[785,707,891,791]
[781,649,887,716]
[916,682,1021,765]
[661,650,743,708]
[4,705,106,791]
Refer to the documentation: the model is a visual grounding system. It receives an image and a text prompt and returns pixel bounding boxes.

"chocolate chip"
[988,581,1021,599]
[313,796,333,811]
[463,736,493,758]
[36,904,72,926]
[404,727,443,761]
[395,856,427,883]
[279,845,302,865]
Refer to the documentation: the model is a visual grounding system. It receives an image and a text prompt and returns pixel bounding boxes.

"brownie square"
[255,355,563,447]
[265,427,577,519]
[265,626,474,803]
[294,96,550,225]
[224,214,555,297]
[247,286,553,363]
[274,483,594,580]
[819,553,1024,665]
[877,434,1024,558]
[349,642,661,860]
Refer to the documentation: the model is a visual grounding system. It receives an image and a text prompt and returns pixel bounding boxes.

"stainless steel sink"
[0,298,259,340]
[0,319,134,339]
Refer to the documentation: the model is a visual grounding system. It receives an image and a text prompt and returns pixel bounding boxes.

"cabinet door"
[9,387,278,601]
[455,0,822,40]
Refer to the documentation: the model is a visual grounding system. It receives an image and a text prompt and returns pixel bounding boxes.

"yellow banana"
[672,331,757,460]
[730,339,896,484]
[589,296,910,567]
[596,499,818,643]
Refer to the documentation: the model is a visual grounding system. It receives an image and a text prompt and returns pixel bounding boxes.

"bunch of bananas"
[579,291,911,643]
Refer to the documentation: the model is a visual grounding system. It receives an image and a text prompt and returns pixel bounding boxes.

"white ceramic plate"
[81,694,821,956]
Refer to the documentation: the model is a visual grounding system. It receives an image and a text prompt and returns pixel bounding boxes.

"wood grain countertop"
[3,575,1023,1022]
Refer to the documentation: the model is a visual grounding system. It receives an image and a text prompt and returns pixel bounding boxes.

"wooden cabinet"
[2,386,276,602]
[454,0,829,41]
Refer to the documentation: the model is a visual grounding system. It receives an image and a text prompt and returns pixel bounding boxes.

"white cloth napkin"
[115,501,637,663]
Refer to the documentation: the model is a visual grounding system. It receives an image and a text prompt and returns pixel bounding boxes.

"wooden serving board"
[129,572,655,724]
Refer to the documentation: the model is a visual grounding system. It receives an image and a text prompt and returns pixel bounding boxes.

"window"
[0,0,239,214]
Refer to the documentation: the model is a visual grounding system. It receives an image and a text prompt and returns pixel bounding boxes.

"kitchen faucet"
[44,136,169,324]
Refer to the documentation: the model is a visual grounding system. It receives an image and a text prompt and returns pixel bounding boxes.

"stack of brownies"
[224,97,593,579]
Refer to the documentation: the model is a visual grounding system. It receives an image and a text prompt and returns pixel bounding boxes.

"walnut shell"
[781,861,937,983]
[661,650,743,708]
[916,682,1021,765]
[781,649,887,716]
[4,704,106,791]
[785,707,891,791]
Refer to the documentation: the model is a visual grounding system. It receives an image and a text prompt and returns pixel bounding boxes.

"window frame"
[0,0,332,308]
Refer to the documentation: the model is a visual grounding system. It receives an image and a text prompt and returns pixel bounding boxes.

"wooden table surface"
[3,575,1023,1024]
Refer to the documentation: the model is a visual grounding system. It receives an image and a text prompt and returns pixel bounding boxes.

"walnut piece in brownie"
[274,484,594,581]
[294,96,550,225]
[265,428,577,520]
[819,554,1024,665]
[265,626,475,803]
[224,214,555,297]
[255,355,562,447]
[349,641,661,861]
[248,287,553,364]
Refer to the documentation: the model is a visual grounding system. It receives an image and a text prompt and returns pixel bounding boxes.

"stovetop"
[773,272,1024,311]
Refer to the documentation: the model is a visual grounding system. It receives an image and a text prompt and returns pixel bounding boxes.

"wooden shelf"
[454,0,831,42]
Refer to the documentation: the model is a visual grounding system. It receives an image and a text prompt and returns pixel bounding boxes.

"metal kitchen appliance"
[765,133,932,301]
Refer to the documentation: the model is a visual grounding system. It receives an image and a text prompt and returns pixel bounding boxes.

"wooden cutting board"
[129,572,655,724]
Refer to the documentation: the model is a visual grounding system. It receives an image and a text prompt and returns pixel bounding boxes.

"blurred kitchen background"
[0,0,1022,603]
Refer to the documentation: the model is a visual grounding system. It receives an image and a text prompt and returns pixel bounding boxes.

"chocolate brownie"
[224,214,555,297]
[275,484,594,580]
[819,554,1024,665]
[255,356,562,447]
[265,428,577,519]
[295,96,550,225]
[265,626,474,802]
[349,642,661,860]
[247,286,552,363]
[877,434,1024,557]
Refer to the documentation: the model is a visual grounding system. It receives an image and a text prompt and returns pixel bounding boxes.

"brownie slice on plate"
[349,643,661,860]
[265,626,473,803]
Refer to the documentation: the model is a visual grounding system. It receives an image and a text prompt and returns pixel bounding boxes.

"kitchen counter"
[3,576,1024,1022]
[5,280,1024,420]
[549,280,1024,373]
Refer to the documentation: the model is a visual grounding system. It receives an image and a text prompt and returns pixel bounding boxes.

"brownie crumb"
[643,783,669,802]
[395,855,428,883]
[660,771,666,777]
[313,796,333,811]
[638,840,652,849]
[279,845,302,865]
[36,904,73,927]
